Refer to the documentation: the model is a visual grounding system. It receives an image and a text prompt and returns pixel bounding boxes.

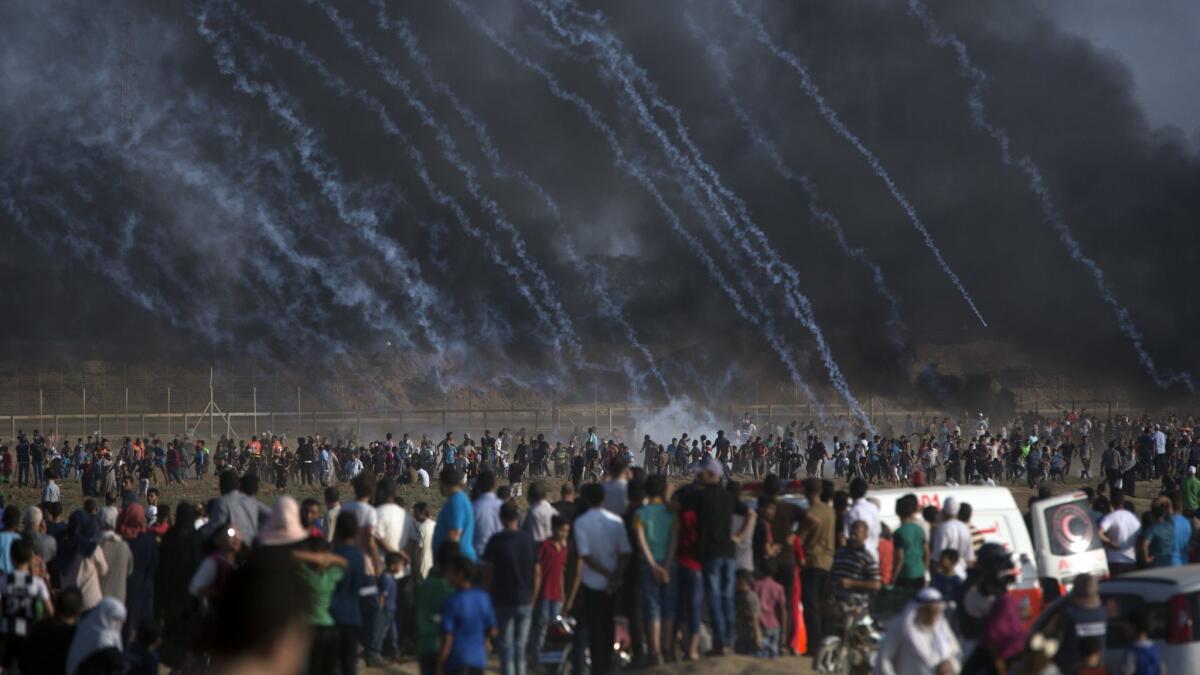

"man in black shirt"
[695,458,742,655]
[483,501,536,675]
[15,435,29,488]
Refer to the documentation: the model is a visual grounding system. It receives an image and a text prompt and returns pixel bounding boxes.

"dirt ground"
[358,653,819,675]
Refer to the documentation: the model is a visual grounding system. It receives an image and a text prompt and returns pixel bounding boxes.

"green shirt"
[635,502,674,563]
[415,575,455,656]
[1184,477,1200,512]
[298,564,344,627]
[893,521,926,581]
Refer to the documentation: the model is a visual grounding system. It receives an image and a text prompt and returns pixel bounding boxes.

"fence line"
[0,396,1177,444]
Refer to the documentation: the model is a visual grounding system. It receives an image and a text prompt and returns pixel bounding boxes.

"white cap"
[942,496,959,516]
[1190,466,1197,475]
[916,587,943,604]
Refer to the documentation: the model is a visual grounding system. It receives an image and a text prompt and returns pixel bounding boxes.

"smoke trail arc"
[195,7,447,354]
[728,0,986,329]
[367,0,670,398]
[679,8,906,342]
[906,0,1196,391]
[527,0,871,429]
[306,0,583,362]
[449,0,826,416]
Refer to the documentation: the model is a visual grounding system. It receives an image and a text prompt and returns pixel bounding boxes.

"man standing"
[564,483,630,675]
[930,498,974,578]
[1182,466,1200,519]
[1098,492,1140,576]
[799,478,835,649]
[483,501,536,675]
[473,472,504,554]
[695,458,739,655]
[433,467,476,562]
[843,478,881,560]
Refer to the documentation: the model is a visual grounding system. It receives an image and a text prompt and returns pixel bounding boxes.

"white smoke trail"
[367,0,671,398]
[680,8,906,340]
[304,0,582,362]
[209,4,566,365]
[195,7,448,355]
[528,0,870,429]
[727,0,986,329]
[450,0,823,412]
[906,0,1195,391]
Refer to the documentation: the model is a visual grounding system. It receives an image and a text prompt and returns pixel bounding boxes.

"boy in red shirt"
[754,564,787,657]
[530,516,570,661]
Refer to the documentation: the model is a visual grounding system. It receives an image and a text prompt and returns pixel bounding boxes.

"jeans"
[32,462,43,487]
[370,608,397,659]
[529,598,561,661]
[17,462,28,487]
[702,557,736,650]
[495,604,532,675]
[360,596,379,657]
[335,624,358,675]
[573,587,614,675]
[640,561,677,623]
[676,565,704,637]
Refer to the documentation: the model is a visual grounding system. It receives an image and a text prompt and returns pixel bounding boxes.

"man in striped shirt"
[832,520,882,606]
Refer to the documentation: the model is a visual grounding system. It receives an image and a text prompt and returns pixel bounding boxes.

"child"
[733,570,762,656]
[1122,607,1163,675]
[438,555,496,675]
[375,552,403,662]
[754,565,786,658]
[415,542,457,675]
[530,516,570,662]
[930,549,963,611]
[1075,636,1105,675]
[123,621,160,675]
[0,539,55,669]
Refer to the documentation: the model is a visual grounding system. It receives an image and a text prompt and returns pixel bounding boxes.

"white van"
[764,484,1047,624]
[867,487,1043,617]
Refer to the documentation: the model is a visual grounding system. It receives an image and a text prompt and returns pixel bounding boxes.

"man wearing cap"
[695,457,741,655]
[930,498,973,578]
[1183,465,1200,518]
[875,587,960,675]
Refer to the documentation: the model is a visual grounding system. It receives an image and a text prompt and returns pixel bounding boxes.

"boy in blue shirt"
[372,552,402,663]
[439,555,496,675]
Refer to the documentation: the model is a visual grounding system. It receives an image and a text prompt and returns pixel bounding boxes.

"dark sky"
[1,0,1197,410]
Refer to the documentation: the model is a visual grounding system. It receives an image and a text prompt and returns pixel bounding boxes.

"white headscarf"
[875,591,961,675]
[66,597,126,675]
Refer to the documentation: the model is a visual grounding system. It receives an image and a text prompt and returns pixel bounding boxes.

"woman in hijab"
[156,502,202,672]
[62,509,109,611]
[118,503,158,645]
[66,596,126,675]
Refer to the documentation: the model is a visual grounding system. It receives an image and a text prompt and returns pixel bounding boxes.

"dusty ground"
[357,653,819,675]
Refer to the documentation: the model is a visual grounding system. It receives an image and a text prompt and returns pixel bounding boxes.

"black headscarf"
[58,509,99,565]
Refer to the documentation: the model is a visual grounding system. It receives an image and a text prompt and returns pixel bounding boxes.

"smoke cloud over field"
[3,0,1199,407]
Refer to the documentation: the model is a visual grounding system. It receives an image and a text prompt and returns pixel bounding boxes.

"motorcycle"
[816,596,881,675]
[537,614,633,675]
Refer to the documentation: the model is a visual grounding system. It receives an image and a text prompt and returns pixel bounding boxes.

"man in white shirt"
[339,473,381,570]
[472,471,503,553]
[373,480,418,651]
[520,481,559,543]
[415,466,430,488]
[930,497,974,578]
[413,502,437,581]
[843,478,881,560]
[1098,492,1141,576]
[564,483,630,675]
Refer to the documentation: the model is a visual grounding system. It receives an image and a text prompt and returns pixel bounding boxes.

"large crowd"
[0,407,1195,675]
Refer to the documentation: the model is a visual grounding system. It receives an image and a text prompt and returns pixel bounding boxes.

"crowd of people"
[0,406,1195,675]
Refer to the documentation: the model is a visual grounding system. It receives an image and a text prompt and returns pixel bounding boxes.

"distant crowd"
[0,407,1195,674]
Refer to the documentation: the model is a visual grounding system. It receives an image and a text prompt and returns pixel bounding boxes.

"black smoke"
[2,0,1198,408]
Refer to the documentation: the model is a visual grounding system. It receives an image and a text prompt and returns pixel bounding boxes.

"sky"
[1036,0,1200,139]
